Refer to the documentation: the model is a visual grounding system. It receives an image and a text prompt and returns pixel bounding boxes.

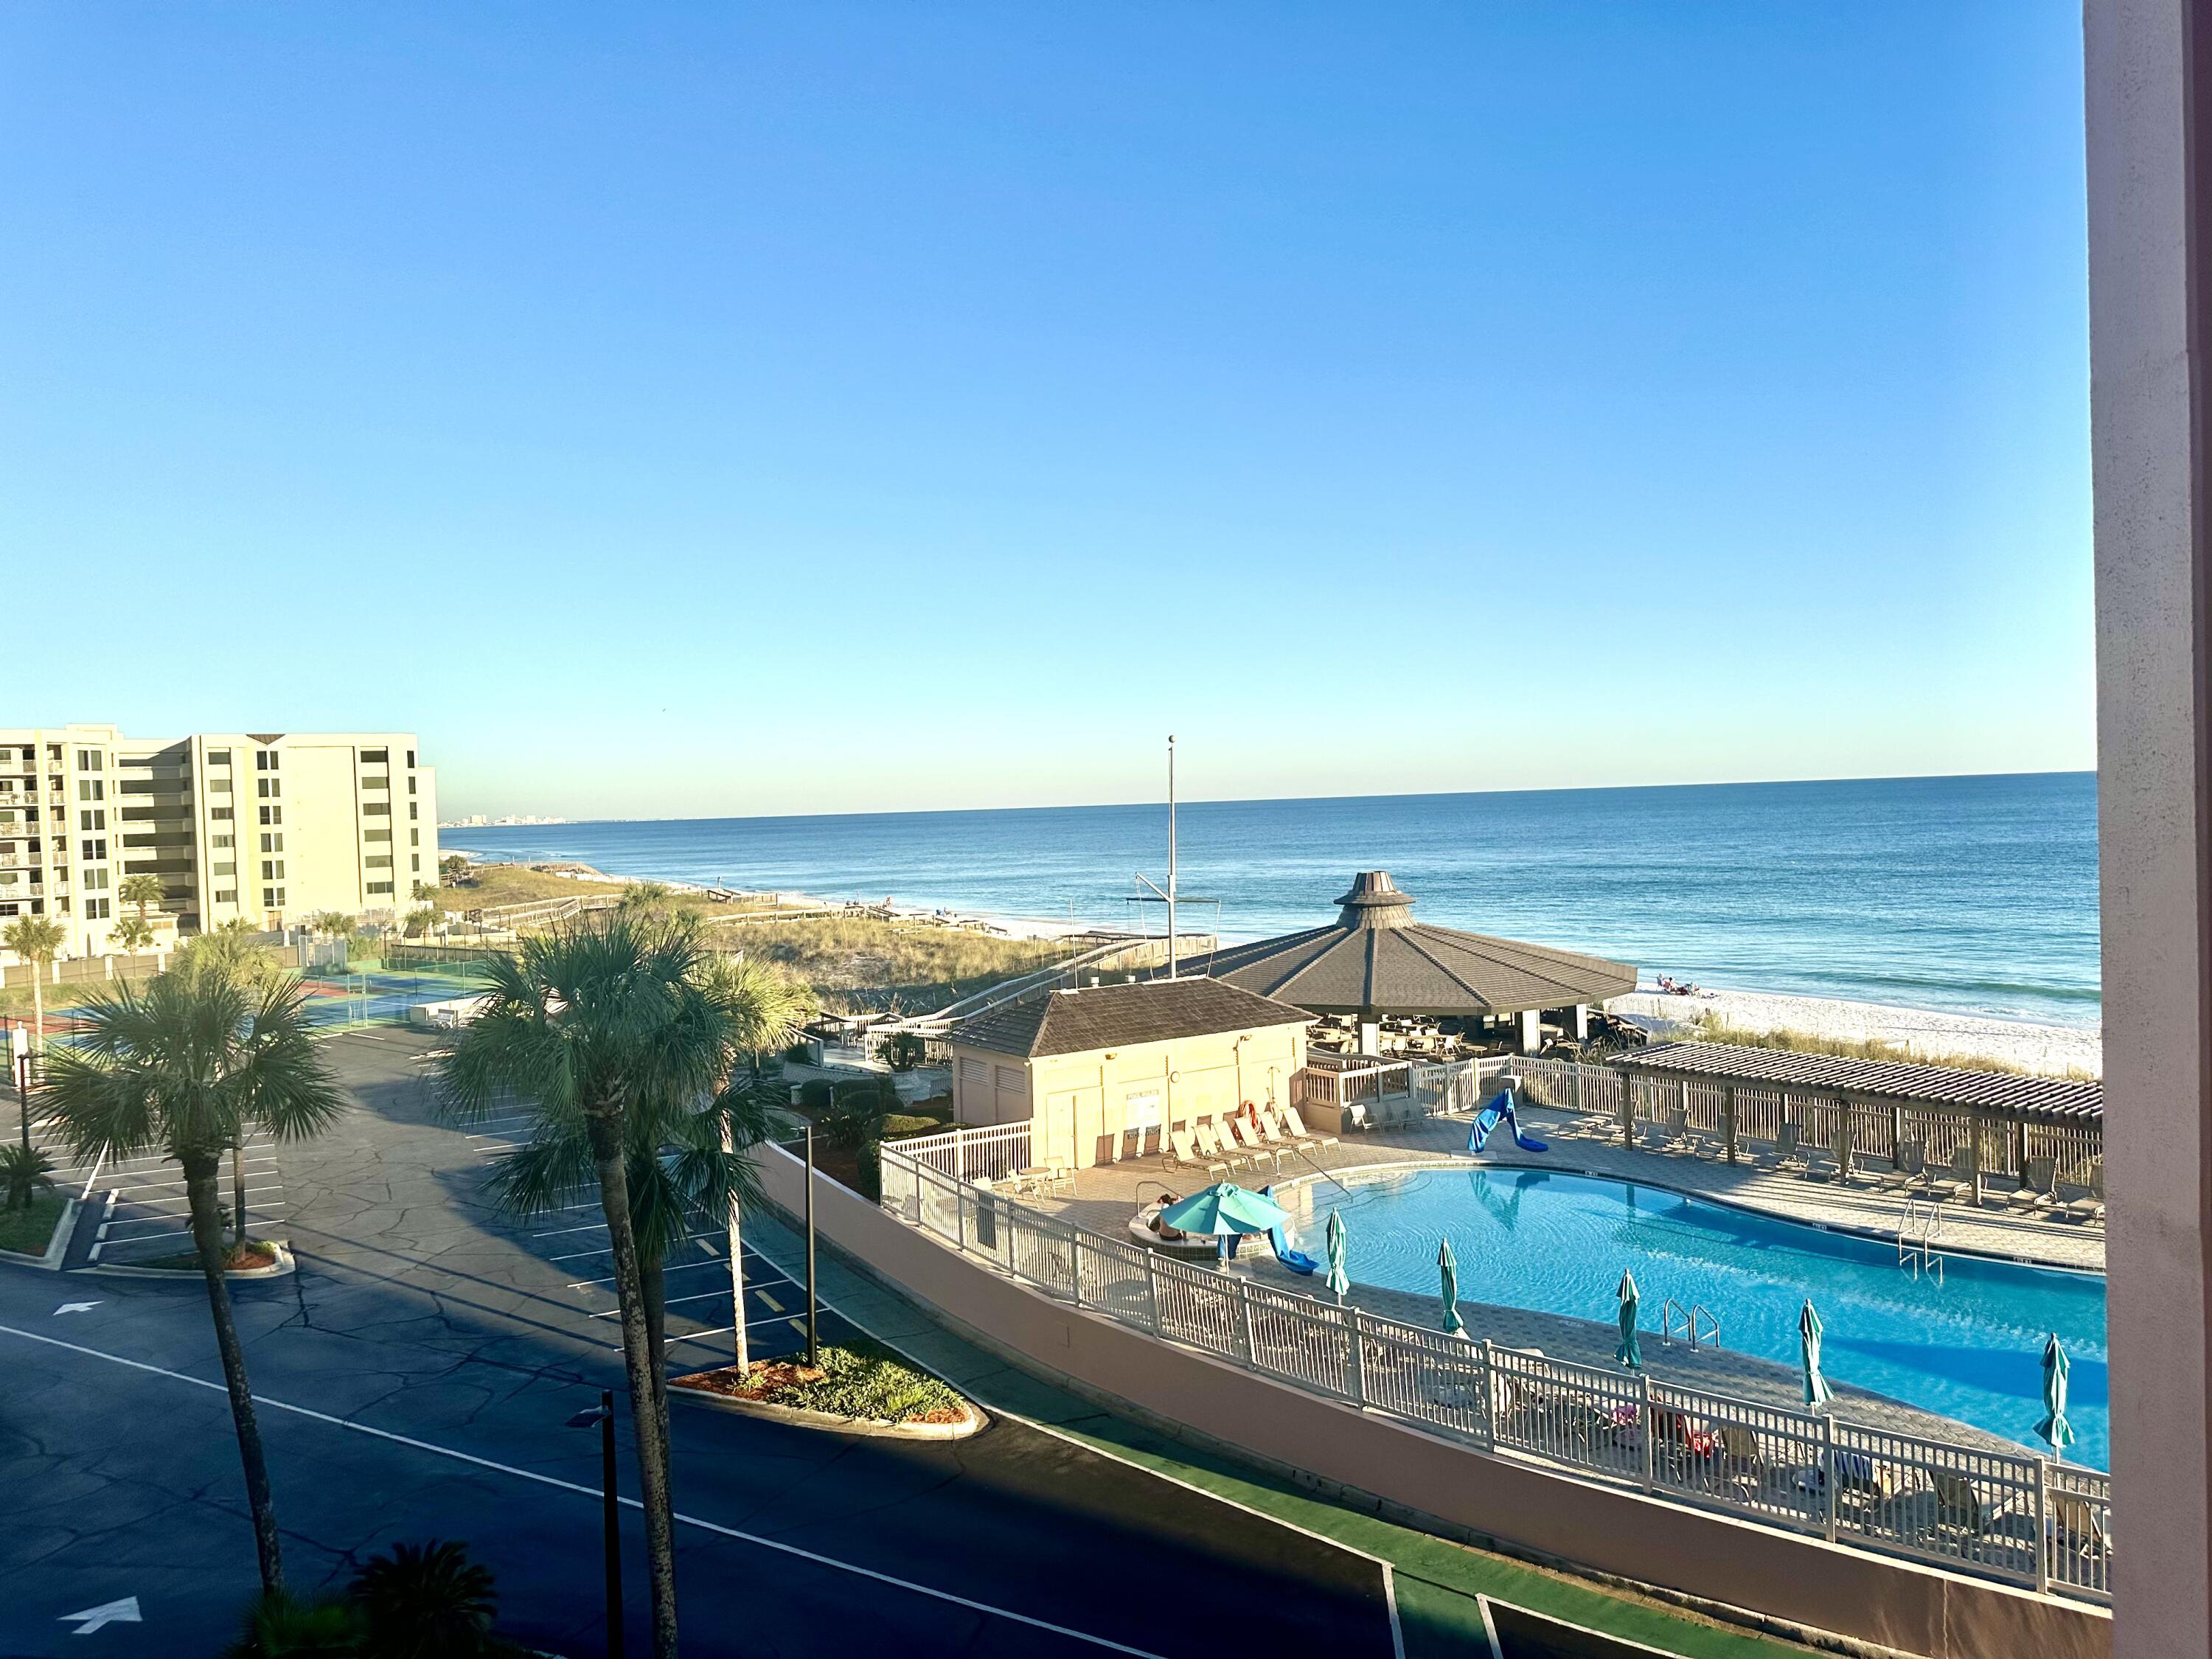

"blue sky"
[1,4,2091,819]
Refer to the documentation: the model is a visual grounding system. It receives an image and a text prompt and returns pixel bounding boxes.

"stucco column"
[1518,1009,1541,1054]
[2087,3,2212,1647]
[1357,1010,1380,1057]
[1571,1003,1590,1041]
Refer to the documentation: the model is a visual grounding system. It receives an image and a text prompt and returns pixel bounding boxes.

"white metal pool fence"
[879,1123,2112,1604]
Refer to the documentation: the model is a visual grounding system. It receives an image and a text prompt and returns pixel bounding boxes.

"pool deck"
[1022,1100,2102,1460]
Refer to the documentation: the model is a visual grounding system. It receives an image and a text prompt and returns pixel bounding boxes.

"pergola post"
[1518,1009,1541,1054]
[1620,1071,1635,1148]
[1571,1003,1589,1041]
[1722,1084,1737,1166]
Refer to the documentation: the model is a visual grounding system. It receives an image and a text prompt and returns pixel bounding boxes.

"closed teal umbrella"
[2036,1334,2076,1458]
[1438,1237,1467,1337]
[1615,1270,1642,1370]
[1800,1300,1833,1410]
[1324,1208,1351,1304]
[1159,1182,1292,1270]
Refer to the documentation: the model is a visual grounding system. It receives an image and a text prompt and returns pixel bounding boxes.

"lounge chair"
[1649,1107,1689,1152]
[1922,1144,1976,1202]
[1254,1105,1300,1148]
[1768,1122,1807,1172]
[2007,1156,2060,1215]
[1169,1129,1225,1179]
[2065,1157,2107,1224]
[2050,1492,2112,1558]
[1879,1141,1927,1192]
[1195,1119,1251,1171]
[1933,1470,1986,1537]
[1717,1423,1767,1500]
[1278,1105,1339,1149]
[1229,1116,1274,1160]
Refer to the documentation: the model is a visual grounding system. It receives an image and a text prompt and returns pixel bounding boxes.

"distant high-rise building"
[0,724,439,956]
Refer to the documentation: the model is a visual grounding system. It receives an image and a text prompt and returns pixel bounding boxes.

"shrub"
[880,1113,939,1138]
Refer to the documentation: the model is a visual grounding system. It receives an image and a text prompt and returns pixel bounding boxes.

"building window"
[209,778,231,793]
[86,868,108,888]
[362,747,388,764]
[262,886,284,906]
[85,897,110,919]
[259,806,282,826]
[408,803,418,820]
[215,888,237,902]
[408,828,420,846]
[260,860,285,880]
[256,751,279,771]
[206,748,230,765]
[411,855,421,872]
[366,855,392,869]
[257,777,280,799]
[366,880,394,895]
[408,776,417,793]
[77,780,103,801]
[406,749,416,768]
[364,802,390,816]
[76,749,100,771]
[79,810,102,830]
[260,832,283,853]
[81,839,106,860]
[364,828,391,843]
[212,834,232,849]
[211,806,233,821]
[213,862,235,877]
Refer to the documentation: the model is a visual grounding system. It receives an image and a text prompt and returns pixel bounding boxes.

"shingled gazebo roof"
[1197,871,1637,1019]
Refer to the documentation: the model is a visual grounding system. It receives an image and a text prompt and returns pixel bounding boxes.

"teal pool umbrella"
[1615,1270,1642,1370]
[1159,1182,1292,1270]
[1799,1300,1833,1410]
[1437,1237,1467,1337]
[2036,1334,2076,1458]
[1324,1208,1351,1304]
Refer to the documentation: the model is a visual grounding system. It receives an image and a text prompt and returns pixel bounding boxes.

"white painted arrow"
[53,1301,103,1316]
[59,1596,140,1635]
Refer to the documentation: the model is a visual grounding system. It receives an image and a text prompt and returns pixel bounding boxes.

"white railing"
[875,1126,2111,1604]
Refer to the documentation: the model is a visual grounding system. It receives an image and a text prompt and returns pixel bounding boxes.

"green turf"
[1052,1411,1809,1658]
[0,1189,67,1257]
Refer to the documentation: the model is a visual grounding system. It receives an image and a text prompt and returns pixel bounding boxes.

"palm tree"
[351,1538,505,1658]
[4,914,65,1151]
[0,1143,55,1211]
[436,914,728,1659]
[39,972,344,1599]
[110,914,157,953]
[119,871,165,925]
[170,929,283,1243]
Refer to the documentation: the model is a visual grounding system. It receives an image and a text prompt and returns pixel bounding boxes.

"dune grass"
[725,915,1073,1013]
[1688,1012,2098,1080]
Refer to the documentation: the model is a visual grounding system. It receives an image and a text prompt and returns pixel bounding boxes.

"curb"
[671,1379,987,1440]
[88,1240,297,1281]
[0,1197,80,1272]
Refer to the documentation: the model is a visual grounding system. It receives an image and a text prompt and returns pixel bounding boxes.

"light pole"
[564,1390,623,1659]
[803,1124,820,1366]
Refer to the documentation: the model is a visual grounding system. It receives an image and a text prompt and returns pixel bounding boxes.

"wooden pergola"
[1613,1042,2104,1193]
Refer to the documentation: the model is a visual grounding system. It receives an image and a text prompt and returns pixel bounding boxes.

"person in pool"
[1154,1192,1186,1242]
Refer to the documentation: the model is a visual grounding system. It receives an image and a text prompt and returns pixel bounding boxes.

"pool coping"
[1272,1152,2110,1280]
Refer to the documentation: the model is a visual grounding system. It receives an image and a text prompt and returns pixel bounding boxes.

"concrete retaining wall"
[757,1143,2109,1659]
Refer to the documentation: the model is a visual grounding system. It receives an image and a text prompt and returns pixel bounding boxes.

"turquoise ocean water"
[443,771,2100,1029]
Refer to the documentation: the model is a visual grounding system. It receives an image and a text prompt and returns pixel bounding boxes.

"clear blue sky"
[1,4,2092,820]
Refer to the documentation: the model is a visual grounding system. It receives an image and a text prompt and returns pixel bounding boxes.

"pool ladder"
[1899,1200,1947,1284]
[1660,1298,1721,1351]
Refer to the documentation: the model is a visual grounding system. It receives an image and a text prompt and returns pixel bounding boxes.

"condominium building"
[0,724,439,956]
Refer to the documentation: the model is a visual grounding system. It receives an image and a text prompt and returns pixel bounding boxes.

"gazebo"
[1197,870,1637,1055]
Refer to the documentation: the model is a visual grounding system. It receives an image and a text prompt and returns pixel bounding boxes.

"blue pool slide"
[1258,1186,1321,1274]
[1470,1088,1548,1155]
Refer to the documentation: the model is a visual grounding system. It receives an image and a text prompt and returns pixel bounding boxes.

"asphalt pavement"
[0,1029,1397,1658]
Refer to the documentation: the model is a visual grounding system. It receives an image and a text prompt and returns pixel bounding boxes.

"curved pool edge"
[1272,1151,2107,1279]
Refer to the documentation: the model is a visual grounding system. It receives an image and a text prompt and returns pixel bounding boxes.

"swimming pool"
[1276,1164,2110,1470]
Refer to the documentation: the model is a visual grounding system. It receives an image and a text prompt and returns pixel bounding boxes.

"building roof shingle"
[950,977,1314,1060]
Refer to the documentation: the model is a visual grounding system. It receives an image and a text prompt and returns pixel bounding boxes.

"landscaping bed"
[672,1338,974,1430]
[137,1238,282,1273]
[0,1190,68,1258]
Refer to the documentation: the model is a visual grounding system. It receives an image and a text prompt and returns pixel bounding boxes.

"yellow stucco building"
[948,978,1312,1170]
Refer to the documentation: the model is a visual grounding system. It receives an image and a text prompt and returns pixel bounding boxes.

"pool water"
[1278,1165,2109,1469]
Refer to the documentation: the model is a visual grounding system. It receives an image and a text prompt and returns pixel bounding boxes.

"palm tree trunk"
[640,1251,669,1425]
[183,1150,284,1598]
[721,1115,748,1372]
[588,1115,680,1659]
[231,1139,248,1245]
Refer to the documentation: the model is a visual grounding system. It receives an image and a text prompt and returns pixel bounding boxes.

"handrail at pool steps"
[877,1123,2112,1606]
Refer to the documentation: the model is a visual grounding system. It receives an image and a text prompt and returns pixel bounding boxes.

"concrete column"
[1518,1009,1541,1054]
[2090,6,2212,1645]
[1357,1012,1380,1056]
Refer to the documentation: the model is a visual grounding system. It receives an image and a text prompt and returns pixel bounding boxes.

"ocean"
[442,772,2101,1029]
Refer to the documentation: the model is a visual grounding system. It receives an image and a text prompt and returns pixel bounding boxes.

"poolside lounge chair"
[1768,1122,1807,1172]
[2050,1492,2112,1559]
[1228,1116,1275,1161]
[1717,1423,1767,1501]
[1254,1105,1301,1149]
[1879,1141,1927,1193]
[1925,1144,1977,1203]
[1932,1470,1986,1537]
[2007,1156,2060,1215]
[2065,1158,2107,1224]
[1278,1105,1339,1149]
[1196,1119,1251,1171]
[1649,1108,1689,1152]
[1169,1129,1225,1179]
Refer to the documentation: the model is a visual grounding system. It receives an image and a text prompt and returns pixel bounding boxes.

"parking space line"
[0,1323,1168,1658]
[567,1257,731,1291]
[548,1230,717,1264]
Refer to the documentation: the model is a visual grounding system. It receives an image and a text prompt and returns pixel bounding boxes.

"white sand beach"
[1612,985,2101,1078]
